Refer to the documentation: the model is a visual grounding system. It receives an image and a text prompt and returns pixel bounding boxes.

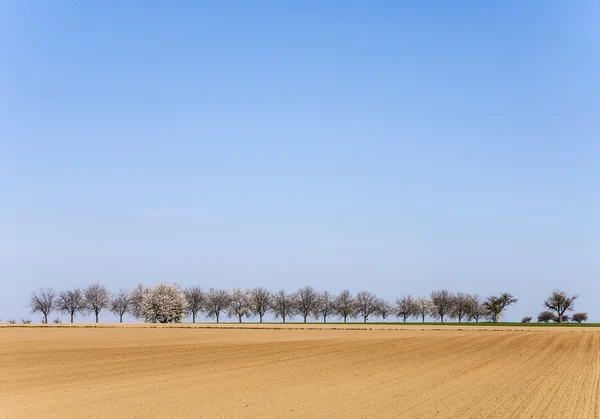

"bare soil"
[1,324,599,418]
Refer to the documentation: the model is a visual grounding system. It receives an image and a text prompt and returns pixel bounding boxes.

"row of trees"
[27,285,583,325]
[518,290,586,324]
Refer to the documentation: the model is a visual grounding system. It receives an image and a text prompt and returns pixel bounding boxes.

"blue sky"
[1,1,598,322]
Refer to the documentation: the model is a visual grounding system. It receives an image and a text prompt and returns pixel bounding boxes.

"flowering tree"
[129,284,150,319]
[414,297,435,323]
[140,283,188,323]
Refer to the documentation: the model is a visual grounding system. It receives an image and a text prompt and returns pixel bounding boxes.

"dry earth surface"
[1,324,599,418]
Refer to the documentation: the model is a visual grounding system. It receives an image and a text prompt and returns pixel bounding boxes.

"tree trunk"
[344,315,347,323]
[422,313,425,323]
[70,313,74,323]
[44,313,48,324]
[283,317,286,324]
[323,314,327,324]
[260,313,263,323]
[440,314,444,323]
[95,312,99,323]
[216,313,220,323]
[192,312,196,323]
[238,314,242,323]
[364,316,367,323]
[120,314,123,323]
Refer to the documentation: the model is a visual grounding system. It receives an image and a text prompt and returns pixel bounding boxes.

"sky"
[1,1,599,323]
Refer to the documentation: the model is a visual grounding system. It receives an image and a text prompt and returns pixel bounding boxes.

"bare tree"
[56,289,87,323]
[430,290,454,323]
[314,291,336,323]
[414,297,435,323]
[129,284,149,320]
[521,316,532,323]
[537,310,554,323]
[572,313,588,323]
[228,288,251,323]
[140,283,188,323]
[553,314,570,323]
[204,288,230,323]
[483,293,517,323]
[450,292,471,323]
[376,299,394,322]
[110,288,131,323]
[544,290,577,324]
[355,290,378,323]
[294,286,319,323]
[466,295,485,323]
[250,287,271,323]
[395,295,417,323]
[29,288,56,324]
[184,286,205,323]
[333,290,355,323]
[270,290,295,323]
[84,284,110,323]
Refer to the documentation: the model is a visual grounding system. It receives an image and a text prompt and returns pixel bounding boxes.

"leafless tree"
[466,295,485,323]
[537,310,554,323]
[250,287,271,323]
[395,295,417,323]
[553,314,570,323]
[56,289,87,323]
[482,293,517,323]
[413,297,435,323]
[228,288,251,323]
[21,319,32,324]
[204,288,230,323]
[376,299,394,322]
[544,290,577,324]
[333,290,356,323]
[572,313,588,323]
[270,290,295,323]
[314,291,336,323]
[355,290,378,323]
[110,288,131,323]
[450,292,471,323]
[140,283,188,323]
[129,284,149,319]
[430,290,454,323]
[294,286,319,323]
[29,287,56,324]
[84,284,110,323]
[184,286,205,323]
[521,316,532,323]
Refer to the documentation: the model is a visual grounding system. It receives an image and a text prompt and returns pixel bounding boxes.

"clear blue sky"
[1,1,598,322]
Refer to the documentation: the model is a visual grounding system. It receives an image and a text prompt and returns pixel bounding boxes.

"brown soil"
[1,324,599,418]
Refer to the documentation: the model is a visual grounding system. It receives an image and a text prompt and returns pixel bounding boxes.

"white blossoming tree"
[140,283,188,323]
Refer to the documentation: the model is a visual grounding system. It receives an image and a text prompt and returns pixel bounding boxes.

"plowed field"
[1,325,599,418]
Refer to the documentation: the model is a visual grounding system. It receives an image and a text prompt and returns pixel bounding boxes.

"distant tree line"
[24,285,586,325]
